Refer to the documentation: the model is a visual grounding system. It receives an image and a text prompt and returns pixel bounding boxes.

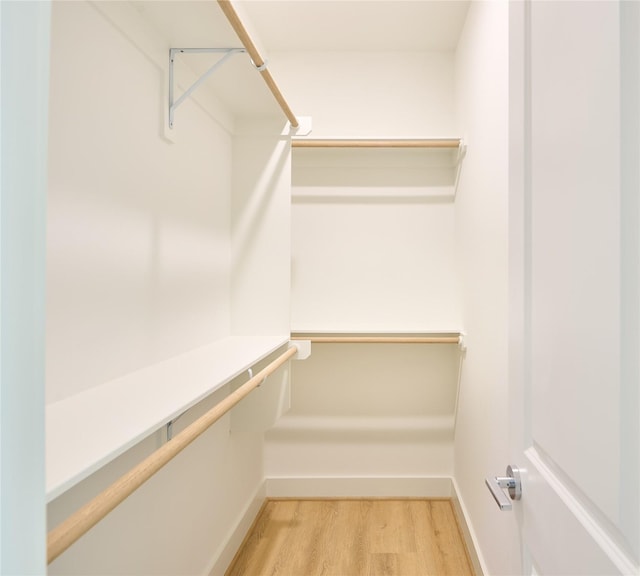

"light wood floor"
[225,499,474,576]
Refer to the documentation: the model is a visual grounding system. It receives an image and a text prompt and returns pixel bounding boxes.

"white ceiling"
[138,1,470,53]
[136,1,470,119]
[242,1,471,52]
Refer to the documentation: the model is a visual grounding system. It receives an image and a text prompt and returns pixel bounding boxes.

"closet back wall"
[47,1,231,404]
[270,52,456,138]
[291,147,459,331]
[266,49,463,494]
[273,51,460,330]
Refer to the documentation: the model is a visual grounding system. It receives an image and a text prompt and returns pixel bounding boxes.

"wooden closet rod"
[47,345,298,564]
[217,0,299,128]
[291,139,461,149]
[291,336,460,344]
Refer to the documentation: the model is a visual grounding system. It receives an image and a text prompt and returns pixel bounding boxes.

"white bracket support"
[291,116,313,137]
[169,47,246,129]
[453,139,468,197]
[458,332,467,354]
[247,367,267,388]
[291,339,312,360]
[166,410,187,441]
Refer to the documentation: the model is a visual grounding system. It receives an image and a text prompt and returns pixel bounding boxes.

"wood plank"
[225,499,474,576]
[369,500,416,554]
[291,139,461,149]
[290,336,460,344]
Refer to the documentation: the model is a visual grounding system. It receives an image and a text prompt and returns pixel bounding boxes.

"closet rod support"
[453,139,467,197]
[169,47,246,129]
[166,410,187,442]
[247,367,266,387]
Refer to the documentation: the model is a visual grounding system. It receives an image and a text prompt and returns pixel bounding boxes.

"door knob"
[485,465,521,511]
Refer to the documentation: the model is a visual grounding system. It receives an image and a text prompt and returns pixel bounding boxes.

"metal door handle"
[485,465,521,511]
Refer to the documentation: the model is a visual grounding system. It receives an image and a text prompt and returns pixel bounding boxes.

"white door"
[506,1,639,574]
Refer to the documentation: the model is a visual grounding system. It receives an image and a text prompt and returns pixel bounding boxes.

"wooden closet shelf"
[291,331,463,344]
[292,138,462,149]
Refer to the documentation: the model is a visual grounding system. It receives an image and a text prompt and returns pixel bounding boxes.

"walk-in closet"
[2,1,638,575]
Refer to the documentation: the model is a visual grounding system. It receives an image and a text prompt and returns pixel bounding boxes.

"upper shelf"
[130,1,297,125]
[46,335,289,502]
[291,138,466,169]
[291,138,467,194]
[292,138,462,149]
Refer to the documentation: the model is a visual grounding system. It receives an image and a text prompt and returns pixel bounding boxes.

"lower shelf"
[267,414,455,442]
[46,334,289,502]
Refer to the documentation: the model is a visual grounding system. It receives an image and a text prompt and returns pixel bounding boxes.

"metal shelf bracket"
[169,47,246,129]
[166,410,187,441]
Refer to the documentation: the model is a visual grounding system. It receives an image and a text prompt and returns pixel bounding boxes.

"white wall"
[290,148,460,332]
[0,1,50,572]
[231,119,292,337]
[453,2,514,574]
[271,51,456,138]
[266,343,460,489]
[46,1,232,404]
[46,2,292,574]
[266,49,463,492]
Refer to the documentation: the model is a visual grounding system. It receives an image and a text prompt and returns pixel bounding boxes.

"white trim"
[0,1,50,571]
[265,476,453,499]
[205,481,267,576]
[451,477,488,576]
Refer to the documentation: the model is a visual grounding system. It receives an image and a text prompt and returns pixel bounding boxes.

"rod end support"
[291,339,311,360]
[291,116,312,137]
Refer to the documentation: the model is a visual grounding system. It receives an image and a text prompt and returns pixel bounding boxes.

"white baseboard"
[206,481,267,576]
[450,477,487,576]
[265,476,454,498]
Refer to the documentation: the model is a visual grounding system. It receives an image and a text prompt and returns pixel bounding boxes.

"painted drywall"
[453,2,515,574]
[270,51,457,139]
[0,1,50,572]
[266,47,462,487]
[46,1,233,405]
[279,49,460,333]
[270,47,460,332]
[231,119,292,338]
[266,343,459,483]
[46,2,292,574]
[290,149,459,331]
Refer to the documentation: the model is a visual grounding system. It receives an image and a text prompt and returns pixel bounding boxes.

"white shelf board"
[290,329,463,336]
[292,146,461,170]
[46,335,288,502]
[269,414,455,432]
[267,415,456,441]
